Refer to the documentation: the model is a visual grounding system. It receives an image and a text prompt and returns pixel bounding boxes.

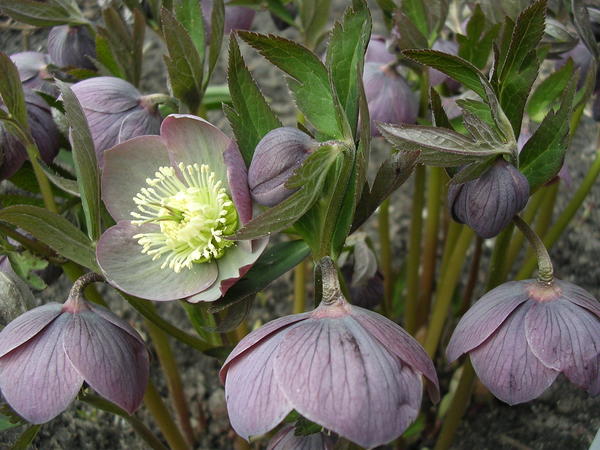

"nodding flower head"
[48,25,96,70]
[96,114,267,302]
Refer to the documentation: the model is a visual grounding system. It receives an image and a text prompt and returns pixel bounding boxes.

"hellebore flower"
[248,127,317,206]
[0,89,60,180]
[97,114,266,302]
[0,288,149,423]
[48,25,96,70]
[447,279,600,405]
[267,424,335,450]
[365,35,395,65]
[10,51,57,96]
[447,159,529,238]
[201,0,255,37]
[220,258,439,448]
[70,76,162,167]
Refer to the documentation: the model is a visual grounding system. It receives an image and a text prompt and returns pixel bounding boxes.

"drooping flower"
[10,51,57,96]
[267,424,335,450]
[48,25,96,70]
[0,290,149,423]
[447,159,530,238]
[201,0,255,37]
[220,258,439,448]
[0,89,61,180]
[248,127,317,207]
[96,114,266,302]
[447,279,600,405]
[365,35,395,65]
[70,76,162,167]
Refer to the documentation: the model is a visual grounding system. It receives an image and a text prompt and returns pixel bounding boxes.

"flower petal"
[0,303,62,357]
[274,316,422,448]
[88,303,146,343]
[225,330,293,440]
[446,280,530,362]
[71,77,140,113]
[187,237,268,303]
[117,109,161,145]
[96,221,219,301]
[63,310,149,413]
[352,306,440,402]
[102,135,171,222]
[224,141,252,224]
[161,115,229,187]
[0,314,83,423]
[470,303,558,405]
[558,279,600,319]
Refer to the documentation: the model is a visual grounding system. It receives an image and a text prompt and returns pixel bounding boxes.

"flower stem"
[424,225,474,357]
[24,144,58,214]
[512,216,553,285]
[405,165,426,333]
[144,382,190,450]
[439,220,461,280]
[293,258,307,314]
[459,236,483,315]
[523,182,559,263]
[378,198,393,314]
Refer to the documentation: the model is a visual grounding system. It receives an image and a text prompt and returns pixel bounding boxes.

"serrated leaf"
[239,31,344,140]
[457,4,500,69]
[0,53,28,131]
[392,11,428,50]
[527,58,573,122]
[225,36,282,166]
[205,0,224,88]
[174,0,205,62]
[299,0,332,50]
[57,81,101,241]
[401,0,429,38]
[37,159,80,197]
[0,205,98,271]
[0,0,86,26]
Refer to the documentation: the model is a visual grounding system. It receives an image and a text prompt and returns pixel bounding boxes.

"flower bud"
[201,0,255,37]
[48,25,96,70]
[248,127,317,207]
[448,159,529,238]
[363,63,418,137]
[10,52,57,96]
[0,90,60,180]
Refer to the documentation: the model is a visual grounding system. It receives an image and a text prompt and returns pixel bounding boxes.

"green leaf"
[519,76,576,191]
[457,5,500,69]
[205,0,224,87]
[572,0,600,60]
[6,250,48,290]
[225,37,282,166]
[208,240,310,313]
[0,205,98,271]
[479,0,531,24]
[232,143,342,240]
[57,81,101,241]
[202,84,231,109]
[294,415,323,436]
[430,88,452,129]
[527,59,573,122]
[239,31,344,140]
[0,53,28,130]
[326,0,371,137]
[391,11,428,50]
[299,0,332,49]
[0,0,86,26]
[131,8,146,87]
[161,7,204,112]
[174,0,205,62]
[401,0,429,38]
[94,34,126,79]
[11,424,41,450]
[37,159,80,197]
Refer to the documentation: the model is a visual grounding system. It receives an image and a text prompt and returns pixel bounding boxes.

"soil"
[0,1,599,450]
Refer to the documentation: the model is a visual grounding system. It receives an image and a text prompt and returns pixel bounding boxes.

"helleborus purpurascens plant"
[97,114,266,302]
[220,258,439,448]
[48,25,96,70]
[70,76,162,167]
[0,274,149,423]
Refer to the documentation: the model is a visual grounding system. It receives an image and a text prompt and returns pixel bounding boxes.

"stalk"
[293,259,307,314]
[438,220,461,279]
[513,216,554,284]
[143,382,190,450]
[523,182,558,264]
[378,198,393,314]
[459,236,483,315]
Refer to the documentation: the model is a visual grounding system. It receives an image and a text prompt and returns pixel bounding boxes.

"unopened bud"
[48,25,96,70]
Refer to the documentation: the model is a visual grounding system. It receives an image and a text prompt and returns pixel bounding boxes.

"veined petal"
[224,141,252,224]
[71,77,140,113]
[63,310,149,413]
[0,314,83,423]
[96,221,218,301]
[559,279,600,319]
[470,303,558,405]
[274,317,422,448]
[102,135,171,222]
[225,331,293,440]
[88,303,146,343]
[117,109,161,146]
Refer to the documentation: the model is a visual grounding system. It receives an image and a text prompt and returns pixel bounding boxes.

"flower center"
[130,163,238,273]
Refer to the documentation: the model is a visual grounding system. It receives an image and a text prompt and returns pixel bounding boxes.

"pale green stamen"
[131,163,238,273]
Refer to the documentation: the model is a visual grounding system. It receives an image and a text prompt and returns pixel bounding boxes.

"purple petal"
[187,237,268,303]
[224,331,293,440]
[470,304,558,405]
[274,317,422,448]
[10,52,49,83]
[0,314,84,423]
[352,306,440,402]
[446,280,530,362]
[96,221,219,301]
[558,279,600,319]
[267,424,335,450]
[48,25,96,70]
[525,298,600,391]
[0,303,62,357]
[117,108,162,145]
[63,310,149,413]
[102,135,171,222]
[224,141,252,224]
[88,303,147,343]
[71,77,140,113]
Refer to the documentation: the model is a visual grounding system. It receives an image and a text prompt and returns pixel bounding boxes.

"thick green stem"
[517,148,600,279]
[459,236,483,315]
[486,225,514,291]
[513,216,554,284]
[293,259,307,314]
[145,320,196,445]
[24,143,58,214]
[424,226,474,357]
[378,198,393,314]
[524,182,559,263]
[405,166,426,333]
[144,382,190,450]
[439,220,462,280]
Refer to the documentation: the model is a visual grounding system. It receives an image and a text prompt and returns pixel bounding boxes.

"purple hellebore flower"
[447,279,600,405]
[0,89,61,180]
[48,25,96,70]
[10,51,57,96]
[0,293,149,423]
[267,424,335,450]
[220,258,439,448]
[96,114,266,302]
[365,35,395,65]
[70,76,162,167]
[201,0,255,37]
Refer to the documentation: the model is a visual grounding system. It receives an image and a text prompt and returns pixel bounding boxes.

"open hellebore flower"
[97,115,266,302]
[248,127,317,206]
[448,159,529,238]
[0,89,60,180]
[0,288,149,423]
[220,258,439,448]
[48,25,96,70]
[70,76,162,167]
[447,279,600,405]
[10,51,57,96]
